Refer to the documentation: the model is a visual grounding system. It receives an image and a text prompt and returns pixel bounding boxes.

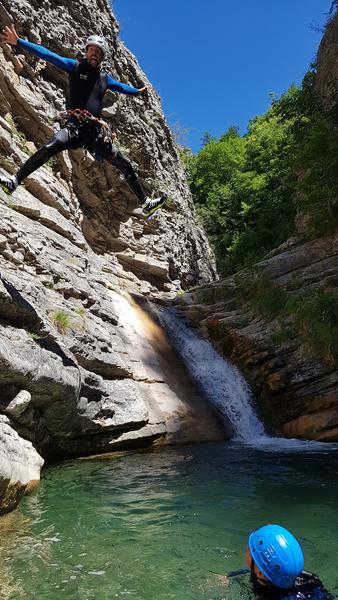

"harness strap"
[64,109,117,144]
[65,108,110,129]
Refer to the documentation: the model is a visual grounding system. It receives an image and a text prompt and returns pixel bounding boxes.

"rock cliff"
[315,5,338,107]
[176,232,338,442]
[0,0,222,513]
[175,11,338,444]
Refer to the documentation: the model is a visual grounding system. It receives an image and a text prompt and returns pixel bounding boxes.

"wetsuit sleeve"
[17,38,75,72]
[107,74,140,95]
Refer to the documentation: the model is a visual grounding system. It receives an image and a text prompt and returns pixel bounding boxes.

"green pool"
[1,441,338,599]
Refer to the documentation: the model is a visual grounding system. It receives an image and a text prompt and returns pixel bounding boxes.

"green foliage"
[30,332,41,340]
[270,324,294,347]
[239,272,338,365]
[50,310,73,334]
[240,273,289,317]
[74,306,87,318]
[286,289,338,364]
[201,131,215,147]
[6,114,35,156]
[6,199,17,210]
[274,71,338,236]
[115,138,130,156]
[179,147,193,165]
[188,126,246,206]
[46,156,56,168]
[185,62,338,275]
[187,114,296,273]
[199,283,236,306]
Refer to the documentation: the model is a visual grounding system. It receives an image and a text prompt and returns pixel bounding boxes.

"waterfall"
[152,305,266,442]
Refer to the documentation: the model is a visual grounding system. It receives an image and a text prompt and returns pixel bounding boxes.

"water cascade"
[152,304,338,453]
[152,304,266,442]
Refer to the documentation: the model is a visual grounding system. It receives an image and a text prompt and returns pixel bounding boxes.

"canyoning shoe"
[141,195,167,217]
[0,174,18,195]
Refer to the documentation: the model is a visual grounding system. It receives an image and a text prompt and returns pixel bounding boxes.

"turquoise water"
[1,442,338,599]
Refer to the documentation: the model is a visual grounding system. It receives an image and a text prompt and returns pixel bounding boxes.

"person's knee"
[96,142,118,163]
[45,129,70,154]
[108,149,140,184]
[44,140,62,157]
[55,128,71,145]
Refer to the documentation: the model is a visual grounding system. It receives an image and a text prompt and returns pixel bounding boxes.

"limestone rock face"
[176,231,338,442]
[315,9,338,107]
[0,415,44,515]
[0,0,223,514]
[0,0,216,290]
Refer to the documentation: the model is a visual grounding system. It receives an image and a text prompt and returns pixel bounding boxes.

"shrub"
[50,310,73,334]
[286,289,338,364]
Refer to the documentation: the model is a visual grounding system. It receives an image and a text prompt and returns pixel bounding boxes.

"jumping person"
[219,524,332,599]
[0,25,166,217]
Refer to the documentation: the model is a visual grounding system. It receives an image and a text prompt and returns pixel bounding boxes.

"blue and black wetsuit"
[14,39,147,202]
[227,569,333,599]
[251,571,333,599]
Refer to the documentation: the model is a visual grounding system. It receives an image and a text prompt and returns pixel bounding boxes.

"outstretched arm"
[0,24,75,73]
[107,74,147,96]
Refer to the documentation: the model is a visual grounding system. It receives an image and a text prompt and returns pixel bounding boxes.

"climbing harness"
[57,109,116,143]
[56,108,118,161]
[64,108,111,131]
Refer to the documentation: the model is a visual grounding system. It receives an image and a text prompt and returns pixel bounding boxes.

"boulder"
[0,415,44,515]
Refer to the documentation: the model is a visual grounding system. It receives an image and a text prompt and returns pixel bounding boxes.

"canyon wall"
[0,0,222,513]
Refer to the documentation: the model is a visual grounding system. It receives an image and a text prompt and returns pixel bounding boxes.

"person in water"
[222,524,332,599]
[0,24,166,217]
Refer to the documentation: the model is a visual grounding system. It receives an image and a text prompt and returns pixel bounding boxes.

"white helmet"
[85,35,107,58]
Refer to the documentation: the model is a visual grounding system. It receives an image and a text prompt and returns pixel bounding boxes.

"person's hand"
[0,24,19,46]
[137,86,147,94]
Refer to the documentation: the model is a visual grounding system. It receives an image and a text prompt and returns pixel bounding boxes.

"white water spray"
[152,305,338,453]
[153,305,266,442]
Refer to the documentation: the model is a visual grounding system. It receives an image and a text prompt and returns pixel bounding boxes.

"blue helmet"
[248,524,304,589]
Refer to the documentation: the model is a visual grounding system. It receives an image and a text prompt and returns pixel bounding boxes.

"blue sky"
[112,1,331,152]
